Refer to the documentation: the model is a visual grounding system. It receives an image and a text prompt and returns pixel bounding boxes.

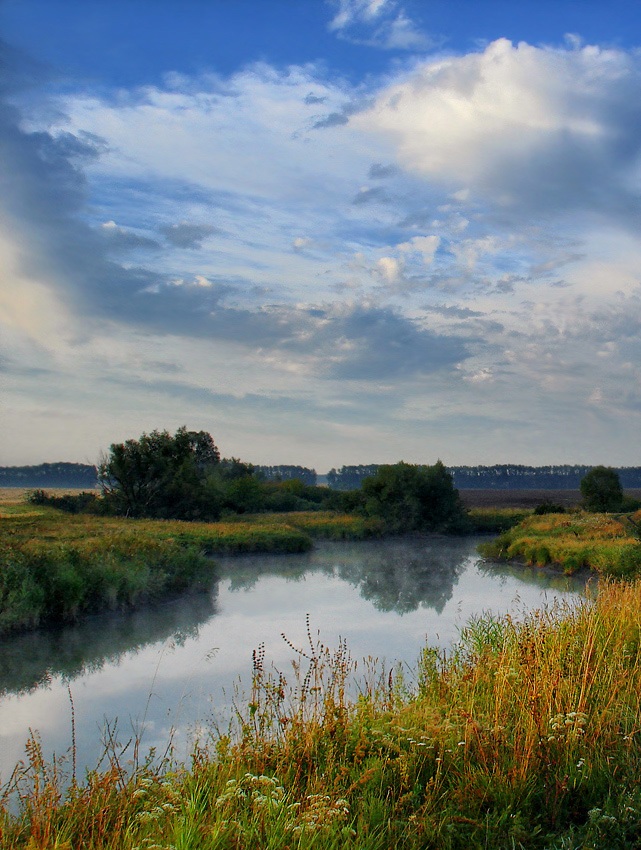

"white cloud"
[397,234,440,266]
[376,255,402,283]
[354,39,641,220]
[328,0,392,30]
[327,0,430,50]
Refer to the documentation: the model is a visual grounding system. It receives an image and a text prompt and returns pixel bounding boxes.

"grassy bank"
[467,507,532,533]
[0,497,381,634]
[479,511,641,575]
[3,580,641,848]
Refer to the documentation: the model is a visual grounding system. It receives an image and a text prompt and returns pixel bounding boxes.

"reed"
[3,581,641,848]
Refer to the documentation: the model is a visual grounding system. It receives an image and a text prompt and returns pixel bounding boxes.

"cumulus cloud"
[355,38,641,223]
[397,234,440,266]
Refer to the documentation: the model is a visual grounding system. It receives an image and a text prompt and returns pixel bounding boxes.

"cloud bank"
[3,33,641,467]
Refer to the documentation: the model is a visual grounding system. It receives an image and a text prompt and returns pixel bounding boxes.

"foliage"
[99,426,223,520]
[580,465,624,512]
[5,581,641,848]
[479,512,641,576]
[361,461,468,533]
[533,501,567,515]
[28,489,110,515]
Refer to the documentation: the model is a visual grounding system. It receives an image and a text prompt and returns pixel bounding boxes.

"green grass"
[467,507,533,533]
[479,511,641,575]
[3,580,641,848]
[225,510,385,539]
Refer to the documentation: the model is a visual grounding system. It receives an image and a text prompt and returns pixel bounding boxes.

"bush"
[533,501,566,515]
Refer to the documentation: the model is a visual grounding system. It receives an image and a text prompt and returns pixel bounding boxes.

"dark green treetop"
[580,466,623,512]
[361,460,467,533]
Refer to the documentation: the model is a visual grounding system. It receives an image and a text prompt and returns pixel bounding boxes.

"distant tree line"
[327,464,641,491]
[254,465,317,486]
[8,458,641,493]
[0,463,98,488]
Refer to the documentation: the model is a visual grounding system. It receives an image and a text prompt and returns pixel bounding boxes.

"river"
[0,536,591,784]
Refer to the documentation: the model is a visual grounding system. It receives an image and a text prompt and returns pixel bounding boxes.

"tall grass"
[479,512,641,575]
[0,503,385,635]
[3,581,641,848]
[0,507,312,635]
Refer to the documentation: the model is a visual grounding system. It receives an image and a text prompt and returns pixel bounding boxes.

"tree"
[361,461,467,533]
[98,426,221,519]
[580,466,623,512]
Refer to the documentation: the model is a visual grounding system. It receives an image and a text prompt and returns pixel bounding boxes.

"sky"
[3,0,641,470]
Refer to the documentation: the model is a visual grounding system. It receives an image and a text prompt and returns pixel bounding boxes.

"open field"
[460,488,641,509]
[3,579,641,849]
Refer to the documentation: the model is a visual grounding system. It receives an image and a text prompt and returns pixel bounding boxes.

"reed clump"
[3,581,641,849]
[479,512,641,575]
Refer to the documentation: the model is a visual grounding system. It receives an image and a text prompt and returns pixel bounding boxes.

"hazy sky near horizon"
[3,0,641,470]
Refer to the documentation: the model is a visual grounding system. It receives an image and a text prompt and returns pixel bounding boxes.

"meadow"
[2,579,641,848]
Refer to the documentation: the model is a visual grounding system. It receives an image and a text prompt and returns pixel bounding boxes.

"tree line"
[29,428,468,533]
[6,457,641,493]
[328,464,641,490]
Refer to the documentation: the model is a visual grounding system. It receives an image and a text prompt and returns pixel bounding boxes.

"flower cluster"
[213,773,354,839]
[547,711,588,742]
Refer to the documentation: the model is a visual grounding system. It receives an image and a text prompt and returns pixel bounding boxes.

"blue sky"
[3,0,641,469]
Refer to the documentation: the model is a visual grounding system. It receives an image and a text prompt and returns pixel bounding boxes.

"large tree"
[580,466,623,512]
[98,427,221,519]
[361,461,467,533]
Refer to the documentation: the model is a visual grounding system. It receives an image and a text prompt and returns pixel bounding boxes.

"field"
[462,489,579,509]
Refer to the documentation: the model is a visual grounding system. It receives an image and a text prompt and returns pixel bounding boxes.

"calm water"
[0,537,591,783]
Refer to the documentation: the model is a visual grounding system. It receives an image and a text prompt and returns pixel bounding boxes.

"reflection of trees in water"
[0,586,219,696]
[215,538,479,615]
[332,538,477,614]
[216,552,317,592]
[476,558,594,597]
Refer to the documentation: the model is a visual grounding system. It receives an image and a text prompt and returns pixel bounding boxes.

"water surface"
[0,537,590,783]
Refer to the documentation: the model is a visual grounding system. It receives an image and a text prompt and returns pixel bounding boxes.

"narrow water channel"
[0,537,590,784]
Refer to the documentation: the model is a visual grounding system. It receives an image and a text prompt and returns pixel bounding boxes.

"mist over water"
[0,537,589,783]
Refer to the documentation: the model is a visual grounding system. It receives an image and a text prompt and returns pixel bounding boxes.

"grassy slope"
[3,580,641,848]
[479,511,641,575]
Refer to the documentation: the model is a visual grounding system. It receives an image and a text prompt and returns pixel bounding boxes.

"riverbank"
[479,511,641,576]
[2,578,641,849]
[0,496,382,635]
